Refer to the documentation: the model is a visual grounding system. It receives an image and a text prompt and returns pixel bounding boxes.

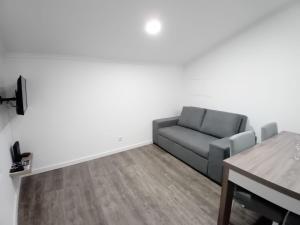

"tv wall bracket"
[0,96,17,104]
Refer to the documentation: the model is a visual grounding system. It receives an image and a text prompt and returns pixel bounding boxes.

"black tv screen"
[16,76,27,115]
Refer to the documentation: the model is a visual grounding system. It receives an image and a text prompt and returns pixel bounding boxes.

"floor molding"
[28,140,152,176]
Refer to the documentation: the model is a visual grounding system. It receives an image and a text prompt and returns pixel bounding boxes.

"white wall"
[0,40,19,225]
[183,2,300,140]
[4,55,183,171]
[1,2,299,224]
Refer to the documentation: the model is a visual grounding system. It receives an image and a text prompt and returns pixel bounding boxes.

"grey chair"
[230,131,287,224]
[261,122,278,141]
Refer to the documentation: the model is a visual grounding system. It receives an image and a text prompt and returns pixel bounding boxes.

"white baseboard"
[29,140,153,176]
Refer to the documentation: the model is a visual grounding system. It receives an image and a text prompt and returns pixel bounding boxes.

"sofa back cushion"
[200,109,242,138]
[178,107,206,131]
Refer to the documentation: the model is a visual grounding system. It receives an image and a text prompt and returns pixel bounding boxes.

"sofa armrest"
[207,137,230,184]
[153,116,179,144]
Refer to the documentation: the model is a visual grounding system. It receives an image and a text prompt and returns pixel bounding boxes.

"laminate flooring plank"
[19,144,264,225]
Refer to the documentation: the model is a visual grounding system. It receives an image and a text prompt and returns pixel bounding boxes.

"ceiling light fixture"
[145,19,162,36]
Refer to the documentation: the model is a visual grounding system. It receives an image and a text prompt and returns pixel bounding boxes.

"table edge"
[224,161,300,201]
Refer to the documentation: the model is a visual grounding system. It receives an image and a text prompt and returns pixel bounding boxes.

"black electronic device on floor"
[9,164,24,173]
[11,141,22,164]
[9,141,32,174]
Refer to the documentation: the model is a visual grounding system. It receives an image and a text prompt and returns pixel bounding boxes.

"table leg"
[218,165,234,225]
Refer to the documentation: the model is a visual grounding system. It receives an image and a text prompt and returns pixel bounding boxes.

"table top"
[224,131,300,200]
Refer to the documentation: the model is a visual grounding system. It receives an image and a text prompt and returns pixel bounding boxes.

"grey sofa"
[153,106,247,183]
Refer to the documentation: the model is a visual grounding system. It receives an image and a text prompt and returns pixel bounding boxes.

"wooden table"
[217,131,300,225]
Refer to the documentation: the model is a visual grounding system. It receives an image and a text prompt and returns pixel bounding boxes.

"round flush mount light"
[145,19,162,35]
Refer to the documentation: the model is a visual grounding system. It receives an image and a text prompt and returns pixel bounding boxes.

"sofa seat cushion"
[178,106,206,131]
[200,109,242,138]
[158,125,218,158]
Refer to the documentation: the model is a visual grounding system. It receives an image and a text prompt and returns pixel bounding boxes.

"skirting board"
[27,140,153,176]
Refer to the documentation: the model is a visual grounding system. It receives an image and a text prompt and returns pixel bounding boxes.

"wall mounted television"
[0,75,28,115]
[16,76,28,115]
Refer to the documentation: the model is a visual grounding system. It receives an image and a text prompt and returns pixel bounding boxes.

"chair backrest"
[261,122,278,141]
[177,106,248,137]
[200,109,247,138]
[229,131,256,156]
[178,106,206,131]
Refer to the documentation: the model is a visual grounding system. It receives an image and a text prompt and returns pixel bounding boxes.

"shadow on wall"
[0,83,19,129]
[0,86,20,188]
[245,119,259,141]
[245,120,255,132]
[0,87,12,131]
[185,0,299,65]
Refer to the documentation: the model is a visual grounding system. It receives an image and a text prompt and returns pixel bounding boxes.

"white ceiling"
[0,0,293,64]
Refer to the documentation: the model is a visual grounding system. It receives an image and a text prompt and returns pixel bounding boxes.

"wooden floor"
[19,145,267,225]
